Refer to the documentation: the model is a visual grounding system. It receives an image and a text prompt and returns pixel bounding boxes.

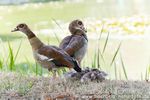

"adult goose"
[59,19,88,65]
[11,23,82,77]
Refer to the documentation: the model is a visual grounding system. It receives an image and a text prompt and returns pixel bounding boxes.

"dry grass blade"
[102,32,109,54]
[97,48,101,69]
[98,25,104,41]
[99,49,106,64]
[52,18,65,33]
[92,50,97,68]
[46,37,50,45]
[145,68,149,81]
[14,40,22,61]
[51,18,64,43]
[96,26,104,69]
[110,43,121,66]
[120,55,128,80]
[53,32,60,43]
[114,61,117,80]
[147,61,150,80]
[119,69,121,80]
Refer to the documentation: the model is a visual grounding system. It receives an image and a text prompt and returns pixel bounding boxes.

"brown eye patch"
[19,24,25,28]
[78,21,82,25]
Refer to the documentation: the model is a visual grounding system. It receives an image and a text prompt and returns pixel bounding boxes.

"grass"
[0,73,150,99]
[110,43,122,66]
[120,55,128,80]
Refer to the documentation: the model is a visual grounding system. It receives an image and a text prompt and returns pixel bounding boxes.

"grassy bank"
[0,73,150,100]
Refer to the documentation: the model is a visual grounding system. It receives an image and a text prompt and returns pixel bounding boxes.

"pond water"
[84,0,150,18]
[103,35,150,80]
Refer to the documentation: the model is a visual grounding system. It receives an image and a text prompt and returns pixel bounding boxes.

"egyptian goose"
[59,19,88,65]
[11,23,82,77]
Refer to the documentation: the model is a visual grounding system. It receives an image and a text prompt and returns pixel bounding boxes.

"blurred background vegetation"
[0,0,150,80]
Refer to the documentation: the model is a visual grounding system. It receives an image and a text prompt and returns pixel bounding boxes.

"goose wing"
[37,46,74,68]
[59,35,86,57]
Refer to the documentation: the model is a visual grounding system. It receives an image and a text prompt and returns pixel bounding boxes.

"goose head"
[11,23,29,34]
[69,19,87,35]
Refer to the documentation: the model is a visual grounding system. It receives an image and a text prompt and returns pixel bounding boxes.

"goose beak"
[75,27,87,33]
[82,27,87,33]
[11,28,19,32]
[84,28,87,33]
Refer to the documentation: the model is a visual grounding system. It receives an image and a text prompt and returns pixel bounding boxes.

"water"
[106,35,150,80]
[85,0,150,18]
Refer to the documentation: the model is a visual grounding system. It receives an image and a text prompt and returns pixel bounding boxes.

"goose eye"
[78,21,82,25]
[19,24,25,28]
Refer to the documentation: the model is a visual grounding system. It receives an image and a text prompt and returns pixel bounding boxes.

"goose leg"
[48,68,57,79]
[52,68,57,79]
